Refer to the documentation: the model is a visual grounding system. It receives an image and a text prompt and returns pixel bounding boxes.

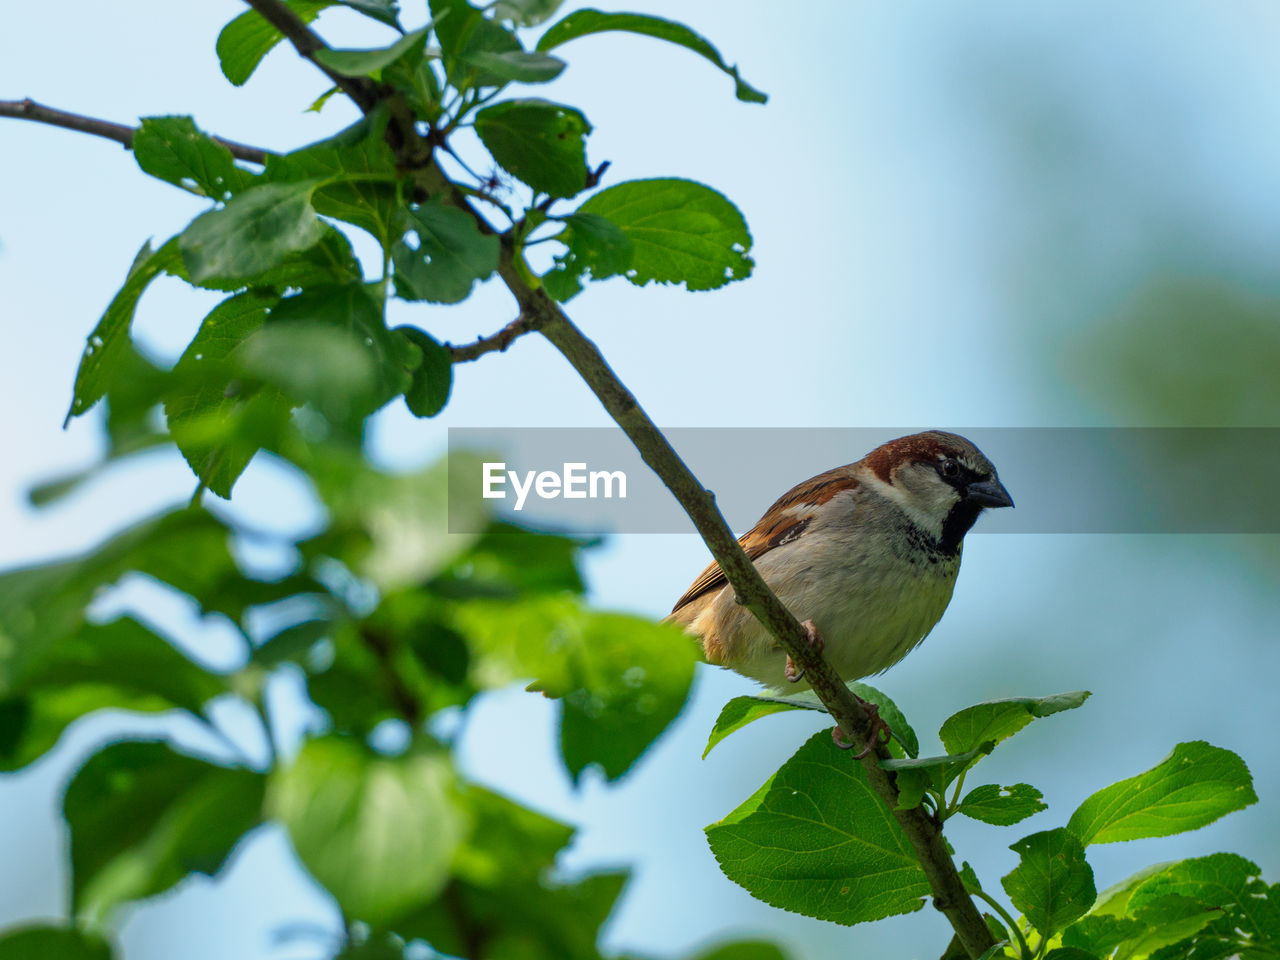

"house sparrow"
[668,431,1013,695]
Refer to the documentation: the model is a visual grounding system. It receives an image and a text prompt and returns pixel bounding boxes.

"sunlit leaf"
[939,691,1090,756]
[267,736,463,926]
[957,784,1048,826]
[536,8,767,103]
[64,742,263,922]
[1067,741,1256,845]
[217,0,332,86]
[1001,828,1096,937]
[576,179,753,291]
[706,729,929,925]
[133,116,254,200]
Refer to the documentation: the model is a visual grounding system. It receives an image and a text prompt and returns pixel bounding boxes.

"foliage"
[0,1,1272,959]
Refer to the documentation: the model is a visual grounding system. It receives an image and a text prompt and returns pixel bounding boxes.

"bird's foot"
[784,619,824,683]
[831,698,892,759]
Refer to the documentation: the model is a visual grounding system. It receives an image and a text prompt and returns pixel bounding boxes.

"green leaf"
[939,691,1090,756]
[429,521,590,598]
[700,681,917,760]
[64,742,264,922]
[66,238,182,423]
[336,0,400,28]
[880,744,992,797]
[237,283,411,431]
[395,326,452,417]
[494,0,564,27]
[313,27,430,76]
[1128,854,1280,946]
[392,203,500,303]
[459,49,565,83]
[266,736,463,926]
[266,122,404,250]
[542,211,633,301]
[1001,828,1096,937]
[576,179,753,291]
[455,597,696,781]
[1116,894,1222,959]
[1061,914,1147,957]
[430,0,524,89]
[165,290,290,498]
[958,784,1048,826]
[1042,950,1100,960]
[474,99,591,198]
[690,943,792,960]
[1066,741,1256,846]
[180,180,327,287]
[537,9,766,103]
[132,116,253,201]
[0,926,114,960]
[216,0,332,85]
[703,696,807,759]
[705,729,929,926]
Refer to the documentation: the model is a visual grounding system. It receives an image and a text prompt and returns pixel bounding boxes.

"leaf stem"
[970,889,1030,960]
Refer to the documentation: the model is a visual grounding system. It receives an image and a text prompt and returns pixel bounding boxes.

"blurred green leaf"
[180,181,327,287]
[336,0,400,27]
[705,729,929,926]
[957,784,1048,826]
[395,785,625,958]
[0,926,114,960]
[456,597,696,781]
[542,212,633,302]
[395,326,452,417]
[1001,828,1096,938]
[65,238,181,423]
[314,27,429,76]
[181,224,364,293]
[1128,853,1280,956]
[939,691,1090,756]
[576,179,753,291]
[536,9,767,103]
[459,49,565,83]
[1068,742,1256,846]
[1116,894,1222,959]
[333,937,405,960]
[430,0,523,89]
[689,943,793,960]
[392,203,500,304]
[266,122,405,250]
[474,99,591,198]
[1061,913,1146,957]
[493,0,563,27]
[133,116,254,201]
[1041,950,1099,960]
[267,736,463,927]
[429,521,589,599]
[165,290,291,498]
[64,742,264,922]
[217,0,331,86]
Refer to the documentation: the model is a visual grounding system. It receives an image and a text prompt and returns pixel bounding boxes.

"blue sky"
[4,2,1280,958]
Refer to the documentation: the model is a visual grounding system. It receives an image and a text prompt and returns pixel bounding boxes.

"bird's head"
[860,431,1013,550]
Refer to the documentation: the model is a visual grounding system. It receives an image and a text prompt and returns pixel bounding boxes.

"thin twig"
[447,312,542,363]
[0,98,273,165]
[240,0,381,113]
[486,238,997,959]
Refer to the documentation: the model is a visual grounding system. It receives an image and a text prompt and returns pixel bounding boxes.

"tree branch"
[490,243,997,959]
[240,0,381,113]
[0,98,273,165]
[447,312,543,363]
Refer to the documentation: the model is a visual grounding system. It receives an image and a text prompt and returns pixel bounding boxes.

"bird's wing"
[669,466,859,615]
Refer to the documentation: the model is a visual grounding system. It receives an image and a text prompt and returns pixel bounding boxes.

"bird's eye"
[940,459,960,478]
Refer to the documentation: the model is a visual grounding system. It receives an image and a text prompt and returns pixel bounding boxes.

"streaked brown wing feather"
[669,466,858,615]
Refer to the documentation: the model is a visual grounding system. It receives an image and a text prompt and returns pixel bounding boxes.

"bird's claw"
[784,619,824,683]
[831,700,892,759]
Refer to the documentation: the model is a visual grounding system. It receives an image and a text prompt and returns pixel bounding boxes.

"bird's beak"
[965,477,1014,509]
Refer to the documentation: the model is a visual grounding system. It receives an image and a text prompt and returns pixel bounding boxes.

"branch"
[447,312,543,363]
[490,244,997,959]
[240,0,381,113]
[0,98,273,165]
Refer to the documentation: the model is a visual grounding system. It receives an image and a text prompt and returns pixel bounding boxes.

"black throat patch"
[939,499,984,556]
